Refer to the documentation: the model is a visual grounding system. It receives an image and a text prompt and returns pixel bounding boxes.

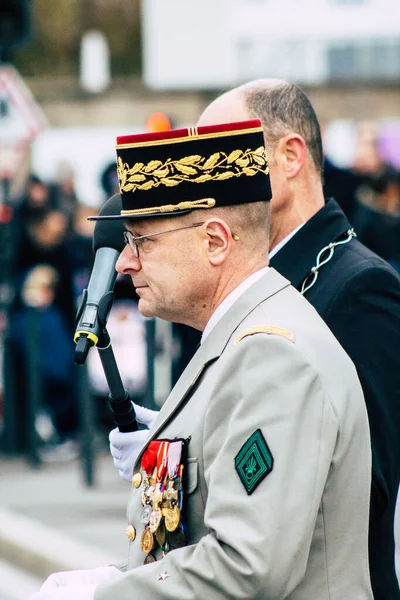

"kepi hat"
[91,119,271,220]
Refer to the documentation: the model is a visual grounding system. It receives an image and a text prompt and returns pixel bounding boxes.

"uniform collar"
[270,198,352,291]
[201,266,269,344]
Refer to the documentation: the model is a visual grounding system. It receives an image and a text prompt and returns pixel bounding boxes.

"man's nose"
[116,245,141,274]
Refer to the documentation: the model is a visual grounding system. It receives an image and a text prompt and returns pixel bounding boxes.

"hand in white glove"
[109,403,159,483]
[30,566,122,600]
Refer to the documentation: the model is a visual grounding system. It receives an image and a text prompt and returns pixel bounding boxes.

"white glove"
[109,403,159,483]
[30,566,122,600]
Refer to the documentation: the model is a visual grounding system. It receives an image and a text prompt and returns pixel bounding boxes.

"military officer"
[31,120,373,599]
[112,79,400,599]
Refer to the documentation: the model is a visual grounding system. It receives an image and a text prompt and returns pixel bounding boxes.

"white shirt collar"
[201,267,269,344]
[269,223,305,259]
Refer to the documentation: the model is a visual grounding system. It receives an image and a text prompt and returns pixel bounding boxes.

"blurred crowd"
[6,170,99,461]
[324,120,400,272]
[1,117,399,464]
[2,159,199,463]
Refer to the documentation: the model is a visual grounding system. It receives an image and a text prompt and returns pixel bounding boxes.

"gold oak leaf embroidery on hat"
[234,429,273,495]
[89,120,272,221]
[117,146,268,193]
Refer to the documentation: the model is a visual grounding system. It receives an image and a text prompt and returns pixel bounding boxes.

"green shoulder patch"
[234,429,273,495]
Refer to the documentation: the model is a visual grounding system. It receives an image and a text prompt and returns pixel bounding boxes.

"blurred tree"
[12,0,141,78]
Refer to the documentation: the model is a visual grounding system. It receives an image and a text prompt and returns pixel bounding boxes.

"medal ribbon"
[179,464,184,509]
[167,441,182,478]
[141,441,161,476]
[156,441,170,484]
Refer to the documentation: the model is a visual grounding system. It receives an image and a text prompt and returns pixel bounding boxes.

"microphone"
[74,194,125,365]
[75,194,138,432]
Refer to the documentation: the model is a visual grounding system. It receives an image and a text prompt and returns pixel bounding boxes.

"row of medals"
[129,474,187,564]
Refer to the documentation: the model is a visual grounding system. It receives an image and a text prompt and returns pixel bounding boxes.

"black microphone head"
[92,194,125,252]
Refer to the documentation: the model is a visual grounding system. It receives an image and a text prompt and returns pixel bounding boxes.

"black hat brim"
[88,209,192,221]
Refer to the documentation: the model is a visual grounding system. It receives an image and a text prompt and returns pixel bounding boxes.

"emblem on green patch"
[234,429,273,495]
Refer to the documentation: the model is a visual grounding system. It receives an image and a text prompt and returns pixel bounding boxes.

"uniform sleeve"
[95,334,340,600]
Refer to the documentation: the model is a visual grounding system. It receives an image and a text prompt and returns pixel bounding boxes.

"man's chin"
[137,300,176,323]
[137,298,158,319]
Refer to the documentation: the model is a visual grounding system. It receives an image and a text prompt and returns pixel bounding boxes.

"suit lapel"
[134,268,291,466]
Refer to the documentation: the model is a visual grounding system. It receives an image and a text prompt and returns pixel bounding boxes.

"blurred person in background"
[54,160,79,236]
[320,112,360,222]
[348,121,400,272]
[110,79,400,600]
[15,173,76,227]
[8,178,80,458]
[14,175,54,227]
[352,120,388,183]
[323,154,360,222]
[8,264,79,461]
[100,161,120,202]
[13,194,77,331]
[354,166,400,272]
[351,120,400,214]
[69,203,98,303]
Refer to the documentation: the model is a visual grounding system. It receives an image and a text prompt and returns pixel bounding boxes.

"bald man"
[110,80,400,599]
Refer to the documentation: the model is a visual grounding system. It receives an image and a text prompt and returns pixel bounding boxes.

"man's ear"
[276,134,306,179]
[204,219,232,266]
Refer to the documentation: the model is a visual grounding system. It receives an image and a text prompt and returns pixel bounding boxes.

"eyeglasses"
[124,222,205,258]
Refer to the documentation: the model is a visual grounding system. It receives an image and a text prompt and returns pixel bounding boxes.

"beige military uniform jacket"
[96,268,373,600]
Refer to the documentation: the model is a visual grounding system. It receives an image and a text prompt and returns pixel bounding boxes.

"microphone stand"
[96,328,138,433]
[74,291,138,433]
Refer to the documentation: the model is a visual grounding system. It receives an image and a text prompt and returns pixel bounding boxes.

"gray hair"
[243,81,324,178]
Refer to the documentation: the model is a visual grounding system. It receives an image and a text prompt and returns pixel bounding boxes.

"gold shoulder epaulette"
[234,325,295,345]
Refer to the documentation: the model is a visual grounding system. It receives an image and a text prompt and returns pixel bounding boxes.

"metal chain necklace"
[300,228,356,295]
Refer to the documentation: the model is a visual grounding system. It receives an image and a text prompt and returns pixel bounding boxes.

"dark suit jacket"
[271,198,400,600]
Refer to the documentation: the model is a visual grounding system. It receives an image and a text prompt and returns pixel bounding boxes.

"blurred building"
[6,0,399,205]
[143,0,400,89]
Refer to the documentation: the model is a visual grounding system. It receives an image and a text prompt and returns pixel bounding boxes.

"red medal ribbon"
[141,441,161,476]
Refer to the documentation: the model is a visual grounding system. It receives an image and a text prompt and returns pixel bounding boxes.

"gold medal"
[164,504,181,532]
[149,508,162,533]
[141,527,154,554]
